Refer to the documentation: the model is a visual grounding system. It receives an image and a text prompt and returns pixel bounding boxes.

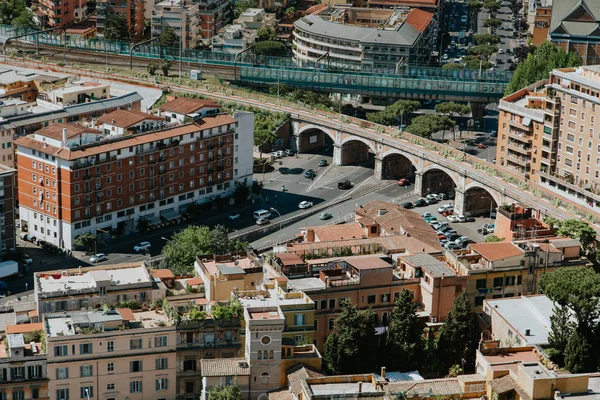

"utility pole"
[179,0,184,78]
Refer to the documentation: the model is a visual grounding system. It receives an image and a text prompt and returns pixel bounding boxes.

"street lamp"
[85,388,90,400]
[269,207,282,231]
[480,197,494,225]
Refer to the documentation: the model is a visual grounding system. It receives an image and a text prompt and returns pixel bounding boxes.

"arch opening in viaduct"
[297,127,335,155]
[340,138,375,166]
[381,152,417,181]
[463,186,499,217]
[421,168,457,196]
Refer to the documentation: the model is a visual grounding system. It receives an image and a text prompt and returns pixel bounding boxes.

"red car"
[477,143,487,149]
[438,234,447,240]
[397,178,410,186]
[441,210,454,217]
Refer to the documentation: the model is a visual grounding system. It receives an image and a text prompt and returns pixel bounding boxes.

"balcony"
[505,152,530,166]
[507,141,531,154]
[507,129,531,143]
[95,184,102,190]
[82,173,92,180]
[159,168,166,174]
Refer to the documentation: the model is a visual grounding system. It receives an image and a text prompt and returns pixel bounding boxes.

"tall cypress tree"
[436,291,479,375]
[323,299,378,374]
[385,290,425,372]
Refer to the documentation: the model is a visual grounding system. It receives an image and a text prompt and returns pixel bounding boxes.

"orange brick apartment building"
[15,108,254,250]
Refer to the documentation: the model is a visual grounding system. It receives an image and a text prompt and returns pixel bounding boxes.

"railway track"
[4,41,238,80]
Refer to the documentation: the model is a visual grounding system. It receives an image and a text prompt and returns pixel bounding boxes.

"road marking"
[306,165,333,191]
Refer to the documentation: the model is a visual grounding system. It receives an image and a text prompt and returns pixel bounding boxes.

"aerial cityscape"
[1,0,600,399]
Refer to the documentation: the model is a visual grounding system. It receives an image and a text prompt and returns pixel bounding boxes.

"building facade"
[15,110,253,250]
[96,0,145,40]
[36,0,75,28]
[0,165,16,254]
[549,0,600,65]
[293,8,436,71]
[151,0,200,49]
[45,309,177,400]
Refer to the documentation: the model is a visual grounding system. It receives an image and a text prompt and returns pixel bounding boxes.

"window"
[329,298,336,309]
[328,318,335,330]
[10,367,24,380]
[80,365,92,377]
[319,299,326,309]
[79,343,92,354]
[294,313,305,326]
[156,357,169,370]
[107,341,114,352]
[156,378,169,391]
[130,338,142,350]
[505,276,516,286]
[56,389,69,400]
[80,386,93,399]
[32,388,39,399]
[54,345,68,357]
[493,277,503,287]
[517,275,523,285]
[130,360,142,372]
[476,279,486,289]
[130,381,142,393]
[107,363,114,373]
[367,294,376,304]
[154,336,168,347]
[475,296,485,306]
[182,359,196,371]
[106,383,115,391]
[56,367,69,380]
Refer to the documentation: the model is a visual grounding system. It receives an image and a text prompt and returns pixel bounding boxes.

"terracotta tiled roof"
[468,242,525,262]
[117,308,136,322]
[309,223,367,242]
[28,310,38,318]
[305,3,327,14]
[268,388,294,400]
[15,115,236,161]
[159,97,221,114]
[151,269,176,279]
[6,322,43,334]
[97,109,162,128]
[387,376,473,397]
[289,234,441,255]
[287,364,324,396]
[186,277,203,286]
[277,253,305,266]
[36,123,102,141]
[489,374,532,400]
[405,8,434,32]
[201,357,250,376]
[354,201,440,248]
[344,255,392,270]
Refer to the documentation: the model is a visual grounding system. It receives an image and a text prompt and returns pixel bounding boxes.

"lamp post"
[85,388,90,400]
[480,196,494,225]
[269,207,282,231]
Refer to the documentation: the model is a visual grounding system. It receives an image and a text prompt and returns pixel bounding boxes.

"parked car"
[482,223,495,230]
[441,210,454,217]
[338,180,352,189]
[284,149,295,156]
[256,218,270,225]
[424,216,438,223]
[437,203,454,213]
[22,254,33,265]
[270,151,282,159]
[318,159,328,167]
[457,214,467,222]
[228,212,241,220]
[90,253,107,263]
[440,239,449,247]
[400,202,413,209]
[305,169,316,179]
[425,197,439,205]
[438,234,447,240]
[490,131,497,138]
[445,242,462,250]
[477,143,488,149]
[133,242,151,252]
[414,198,427,207]
[299,201,313,209]
[421,212,433,219]
[447,215,460,223]
[319,212,333,220]
[397,178,410,186]
[426,194,440,201]
[446,232,460,242]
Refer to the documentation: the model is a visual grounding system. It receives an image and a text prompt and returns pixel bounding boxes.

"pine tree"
[564,330,593,373]
[385,290,425,372]
[436,291,479,375]
[323,299,378,374]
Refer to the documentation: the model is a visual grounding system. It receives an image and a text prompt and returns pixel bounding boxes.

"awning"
[523,117,531,127]
[141,214,161,225]
[161,209,180,221]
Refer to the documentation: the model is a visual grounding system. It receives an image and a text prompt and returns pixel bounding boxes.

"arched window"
[263,350,268,359]
[269,350,274,359]
[257,351,262,360]
[261,372,270,384]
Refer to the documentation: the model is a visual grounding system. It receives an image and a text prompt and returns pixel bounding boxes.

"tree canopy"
[158,26,178,47]
[366,100,420,126]
[483,18,502,29]
[0,0,35,28]
[436,291,479,374]
[472,33,500,45]
[103,13,129,40]
[554,219,596,254]
[323,299,378,375]
[405,114,454,139]
[161,225,248,276]
[385,290,425,371]
[468,44,498,61]
[506,41,582,94]
[234,0,258,18]
[208,385,243,400]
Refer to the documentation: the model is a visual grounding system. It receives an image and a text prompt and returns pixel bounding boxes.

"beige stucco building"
[45,308,176,400]
[195,254,263,302]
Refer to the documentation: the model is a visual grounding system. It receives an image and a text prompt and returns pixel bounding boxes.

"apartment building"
[0,165,16,254]
[195,254,264,302]
[293,8,436,70]
[45,308,177,400]
[158,97,221,123]
[15,109,254,250]
[176,316,242,398]
[36,0,75,28]
[0,323,49,400]
[196,0,230,47]
[96,0,145,40]
[33,263,166,315]
[152,0,200,49]
[445,238,590,311]
[549,0,600,65]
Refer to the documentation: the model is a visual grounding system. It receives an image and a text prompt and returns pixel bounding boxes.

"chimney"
[378,209,387,216]
[381,366,386,379]
[111,119,115,124]
[525,329,531,336]
[62,128,67,147]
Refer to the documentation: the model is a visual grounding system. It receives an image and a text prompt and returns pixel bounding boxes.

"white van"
[253,209,272,219]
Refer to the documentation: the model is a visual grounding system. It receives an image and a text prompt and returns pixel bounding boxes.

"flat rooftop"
[238,286,314,307]
[202,257,257,276]
[287,277,326,292]
[483,349,541,365]
[485,295,553,345]
[309,382,378,396]
[401,253,456,278]
[561,376,600,399]
[37,265,151,294]
[249,310,282,320]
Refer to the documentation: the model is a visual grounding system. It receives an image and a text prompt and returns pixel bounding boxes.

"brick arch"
[464,182,502,206]
[421,164,459,186]
[380,149,419,171]
[297,124,337,144]
[340,135,377,154]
